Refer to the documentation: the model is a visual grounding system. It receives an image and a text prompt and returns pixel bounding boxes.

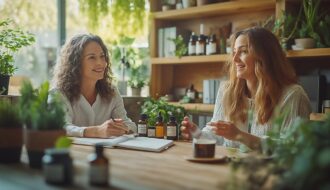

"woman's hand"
[84,119,128,138]
[208,121,242,141]
[180,116,198,140]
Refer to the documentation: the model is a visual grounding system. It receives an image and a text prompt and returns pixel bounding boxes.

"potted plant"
[294,0,321,49]
[169,35,188,58]
[0,19,35,95]
[19,81,66,168]
[227,113,330,189]
[0,100,23,163]
[141,97,186,128]
[128,63,148,96]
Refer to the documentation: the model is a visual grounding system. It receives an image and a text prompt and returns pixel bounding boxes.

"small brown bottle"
[138,114,148,137]
[89,144,109,186]
[196,34,205,55]
[186,84,197,102]
[206,34,217,55]
[188,32,196,56]
[166,115,178,140]
[155,112,165,139]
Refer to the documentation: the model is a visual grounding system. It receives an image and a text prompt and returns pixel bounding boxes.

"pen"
[111,117,130,132]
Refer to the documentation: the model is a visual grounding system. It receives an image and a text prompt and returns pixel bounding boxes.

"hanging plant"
[111,0,147,38]
[78,0,108,30]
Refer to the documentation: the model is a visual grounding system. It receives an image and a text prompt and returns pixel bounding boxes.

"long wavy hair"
[53,33,114,102]
[222,27,297,124]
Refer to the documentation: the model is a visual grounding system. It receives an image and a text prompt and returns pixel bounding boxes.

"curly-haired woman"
[52,34,136,138]
[181,27,311,150]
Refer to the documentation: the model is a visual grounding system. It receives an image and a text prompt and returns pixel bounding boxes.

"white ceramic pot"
[294,38,316,49]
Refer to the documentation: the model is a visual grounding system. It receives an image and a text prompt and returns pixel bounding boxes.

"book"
[72,134,174,152]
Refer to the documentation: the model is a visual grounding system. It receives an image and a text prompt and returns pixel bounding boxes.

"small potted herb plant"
[0,19,35,95]
[0,100,23,163]
[19,81,66,168]
[141,97,186,128]
[128,63,148,96]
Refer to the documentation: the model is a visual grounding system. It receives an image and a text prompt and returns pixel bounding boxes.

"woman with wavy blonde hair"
[181,27,311,150]
[52,33,136,138]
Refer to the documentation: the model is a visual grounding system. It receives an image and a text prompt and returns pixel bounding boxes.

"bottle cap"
[157,112,163,122]
[141,114,148,120]
[169,115,176,122]
[95,143,104,154]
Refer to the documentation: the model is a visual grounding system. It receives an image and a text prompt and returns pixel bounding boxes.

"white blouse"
[52,87,137,137]
[203,83,312,148]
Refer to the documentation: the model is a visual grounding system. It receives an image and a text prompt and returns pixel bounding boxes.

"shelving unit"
[168,102,214,114]
[149,0,330,114]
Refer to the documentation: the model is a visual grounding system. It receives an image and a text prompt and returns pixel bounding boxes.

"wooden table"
[0,141,243,190]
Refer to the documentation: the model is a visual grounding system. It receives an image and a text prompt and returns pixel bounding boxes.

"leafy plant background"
[227,114,330,190]
[141,98,186,127]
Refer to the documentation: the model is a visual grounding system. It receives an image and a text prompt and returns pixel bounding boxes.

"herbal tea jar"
[42,148,73,185]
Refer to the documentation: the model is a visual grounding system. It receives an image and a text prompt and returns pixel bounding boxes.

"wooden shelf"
[151,54,229,65]
[152,0,275,20]
[169,102,214,113]
[151,48,330,65]
[286,48,330,58]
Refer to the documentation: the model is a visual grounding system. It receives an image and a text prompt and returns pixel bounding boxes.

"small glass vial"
[207,34,217,55]
[196,34,205,55]
[147,125,156,138]
[155,112,165,139]
[166,115,178,140]
[188,32,196,56]
[42,148,73,186]
[186,84,197,102]
[89,144,109,187]
[138,114,148,137]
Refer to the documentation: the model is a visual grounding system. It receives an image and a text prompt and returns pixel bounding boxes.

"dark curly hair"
[52,33,114,102]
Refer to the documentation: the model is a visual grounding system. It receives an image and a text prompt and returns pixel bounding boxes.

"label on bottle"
[209,43,216,54]
[138,124,147,134]
[187,91,195,99]
[167,125,177,137]
[188,44,196,55]
[90,165,109,184]
[196,43,205,55]
[44,164,64,183]
[206,44,211,55]
[147,128,155,137]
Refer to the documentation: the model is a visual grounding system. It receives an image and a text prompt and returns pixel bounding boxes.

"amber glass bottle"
[89,144,109,186]
[138,114,148,137]
[166,115,178,140]
[155,112,165,139]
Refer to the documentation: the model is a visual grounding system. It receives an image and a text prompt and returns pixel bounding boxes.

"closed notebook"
[73,134,174,152]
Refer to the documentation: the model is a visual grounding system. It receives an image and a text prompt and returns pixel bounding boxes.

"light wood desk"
[0,141,243,190]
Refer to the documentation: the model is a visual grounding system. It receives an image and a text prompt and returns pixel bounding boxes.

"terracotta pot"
[24,128,66,168]
[0,128,23,163]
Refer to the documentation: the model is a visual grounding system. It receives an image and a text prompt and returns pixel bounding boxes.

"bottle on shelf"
[166,115,178,140]
[155,112,165,139]
[88,144,109,187]
[186,84,197,103]
[206,34,217,55]
[188,32,196,56]
[137,114,148,137]
[196,24,205,55]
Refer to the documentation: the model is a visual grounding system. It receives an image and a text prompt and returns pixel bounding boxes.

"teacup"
[193,138,216,158]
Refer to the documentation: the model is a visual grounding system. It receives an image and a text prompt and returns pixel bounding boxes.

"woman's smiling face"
[232,35,257,81]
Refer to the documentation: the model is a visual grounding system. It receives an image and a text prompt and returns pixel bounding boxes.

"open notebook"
[73,134,174,152]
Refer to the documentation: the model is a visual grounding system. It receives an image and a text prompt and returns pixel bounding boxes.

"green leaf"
[55,136,72,149]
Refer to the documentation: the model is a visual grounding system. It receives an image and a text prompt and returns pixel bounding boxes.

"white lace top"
[203,83,312,148]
